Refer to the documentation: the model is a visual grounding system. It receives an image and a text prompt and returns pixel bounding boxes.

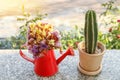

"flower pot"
[78,41,106,75]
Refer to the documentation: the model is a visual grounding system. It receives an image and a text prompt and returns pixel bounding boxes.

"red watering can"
[19,47,74,77]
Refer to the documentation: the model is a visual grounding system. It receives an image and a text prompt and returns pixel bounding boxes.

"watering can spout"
[56,47,74,65]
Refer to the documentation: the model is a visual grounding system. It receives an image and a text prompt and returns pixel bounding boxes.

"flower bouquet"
[26,22,62,58]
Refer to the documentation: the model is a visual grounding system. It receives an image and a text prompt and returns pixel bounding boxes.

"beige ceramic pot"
[78,41,106,75]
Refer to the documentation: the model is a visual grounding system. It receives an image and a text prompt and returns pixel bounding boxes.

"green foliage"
[0,27,26,49]
[98,22,120,49]
[60,25,84,49]
[101,0,119,16]
[98,0,120,49]
[84,10,98,54]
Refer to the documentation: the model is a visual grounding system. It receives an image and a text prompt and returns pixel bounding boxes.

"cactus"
[84,10,98,54]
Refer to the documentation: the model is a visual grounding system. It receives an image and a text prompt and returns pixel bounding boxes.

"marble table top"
[0,50,120,80]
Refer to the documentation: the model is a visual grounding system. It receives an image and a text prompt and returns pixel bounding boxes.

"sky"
[0,0,119,17]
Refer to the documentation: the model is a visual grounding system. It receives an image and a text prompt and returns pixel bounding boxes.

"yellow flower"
[42,30,46,37]
[44,25,49,29]
[49,40,55,46]
[36,36,42,43]
[37,22,42,27]
[29,23,36,30]
[36,29,42,34]
[44,25,53,33]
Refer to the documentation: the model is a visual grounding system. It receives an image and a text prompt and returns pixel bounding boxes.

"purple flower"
[40,43,48,49]
[39,40,48,52]
[31,45,39,55]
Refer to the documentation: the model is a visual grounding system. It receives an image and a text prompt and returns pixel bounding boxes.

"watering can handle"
[19,49,34,64]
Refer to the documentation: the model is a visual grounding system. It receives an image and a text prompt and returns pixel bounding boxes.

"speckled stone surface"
[0,50,120,80]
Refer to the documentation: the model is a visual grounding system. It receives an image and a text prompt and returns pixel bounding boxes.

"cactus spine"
[84,10,98,54]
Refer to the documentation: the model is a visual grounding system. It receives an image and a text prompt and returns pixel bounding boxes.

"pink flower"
[117,20,120,23]
[55,41,61,48]
[51,30,61,42]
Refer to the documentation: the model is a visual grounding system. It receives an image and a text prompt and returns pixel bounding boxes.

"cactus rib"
[84,10,98,54]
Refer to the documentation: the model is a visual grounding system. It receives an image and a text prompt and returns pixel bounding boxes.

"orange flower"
[116,34,120,39]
